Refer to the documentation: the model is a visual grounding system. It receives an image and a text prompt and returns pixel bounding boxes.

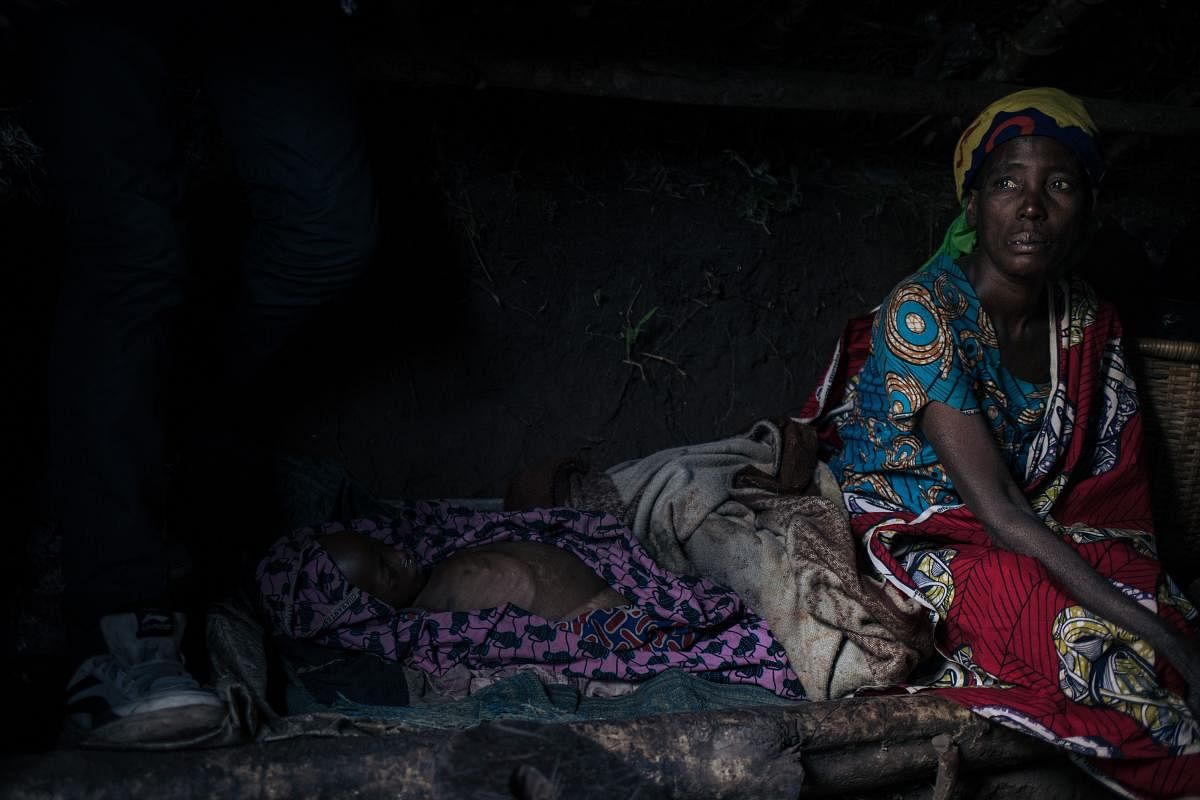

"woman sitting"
[813,87,1200,797]
[257,502,803,700]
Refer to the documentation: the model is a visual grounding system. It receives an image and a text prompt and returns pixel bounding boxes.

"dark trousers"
[34,4,378,656]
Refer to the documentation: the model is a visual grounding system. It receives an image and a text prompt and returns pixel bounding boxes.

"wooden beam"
[2,694,1077,799]
[355,47,1200,137]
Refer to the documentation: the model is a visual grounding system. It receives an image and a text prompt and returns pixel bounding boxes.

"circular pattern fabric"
[829,252,1050,512]
[883,284,950,368]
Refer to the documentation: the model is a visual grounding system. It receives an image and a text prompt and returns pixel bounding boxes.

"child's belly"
[414,541,626,620]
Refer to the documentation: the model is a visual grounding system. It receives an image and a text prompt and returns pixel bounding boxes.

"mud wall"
[263,85,1197,499]
[4,81,1197,509]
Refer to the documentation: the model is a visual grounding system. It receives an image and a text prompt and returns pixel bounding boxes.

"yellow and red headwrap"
[952,87,1104,203]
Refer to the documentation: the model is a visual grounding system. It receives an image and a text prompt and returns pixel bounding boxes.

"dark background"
[3,0,1200,751]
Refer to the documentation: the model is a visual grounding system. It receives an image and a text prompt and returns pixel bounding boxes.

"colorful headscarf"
[926,87,1104,268]
[953,86,1103,203]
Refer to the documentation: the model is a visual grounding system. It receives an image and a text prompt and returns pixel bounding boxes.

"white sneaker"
[64,610,226,746]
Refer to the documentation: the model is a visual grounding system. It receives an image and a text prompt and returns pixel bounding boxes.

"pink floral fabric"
[257,502,804,698]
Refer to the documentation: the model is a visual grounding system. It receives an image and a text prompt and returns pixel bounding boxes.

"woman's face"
[319,533,426,608]
[965,136,1093,285]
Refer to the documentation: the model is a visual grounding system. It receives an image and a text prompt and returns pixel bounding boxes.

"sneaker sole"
[80,703,228,748]
[113,689,225,718]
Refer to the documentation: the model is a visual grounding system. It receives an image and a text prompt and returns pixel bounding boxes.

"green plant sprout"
[725,150,802,234]
[624,306,658,360]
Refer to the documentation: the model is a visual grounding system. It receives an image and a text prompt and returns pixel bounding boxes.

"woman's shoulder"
[877,254,978,335]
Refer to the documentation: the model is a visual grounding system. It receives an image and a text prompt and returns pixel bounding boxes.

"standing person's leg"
[205,8,378,393]
[183,8,377,568]
[36,7,223,743]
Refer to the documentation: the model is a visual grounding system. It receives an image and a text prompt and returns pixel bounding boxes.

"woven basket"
[1131,337,1200,582]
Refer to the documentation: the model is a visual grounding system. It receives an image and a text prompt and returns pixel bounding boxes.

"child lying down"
[257,501,804,699]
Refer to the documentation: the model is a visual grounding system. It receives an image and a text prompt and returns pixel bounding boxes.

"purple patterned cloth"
[257,502,804,698]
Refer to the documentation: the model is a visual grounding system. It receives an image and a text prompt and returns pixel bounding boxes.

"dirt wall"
[265,85,1197,499]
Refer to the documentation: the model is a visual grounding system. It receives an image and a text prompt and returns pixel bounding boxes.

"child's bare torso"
[415,541,627,620]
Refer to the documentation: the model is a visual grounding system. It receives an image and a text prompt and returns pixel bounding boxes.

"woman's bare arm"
[920,401,1200,713]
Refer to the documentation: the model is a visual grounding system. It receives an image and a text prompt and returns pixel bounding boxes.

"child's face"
[319,533,425,608]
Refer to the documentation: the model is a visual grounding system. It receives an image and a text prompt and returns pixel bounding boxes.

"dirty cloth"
[295,664,799,728]
[560,419,933,700]
[808,268,1200,799]
[257,503,804,699]
[193,594,800,748]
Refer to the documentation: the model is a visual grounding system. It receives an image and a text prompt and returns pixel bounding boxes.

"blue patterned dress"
[827,252,1051,513]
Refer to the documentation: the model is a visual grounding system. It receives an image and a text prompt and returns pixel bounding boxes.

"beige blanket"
[564,419,933,699]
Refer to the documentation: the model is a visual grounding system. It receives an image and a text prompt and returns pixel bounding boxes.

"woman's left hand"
[1169,636,1200,719]
[922,402,1200,719]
